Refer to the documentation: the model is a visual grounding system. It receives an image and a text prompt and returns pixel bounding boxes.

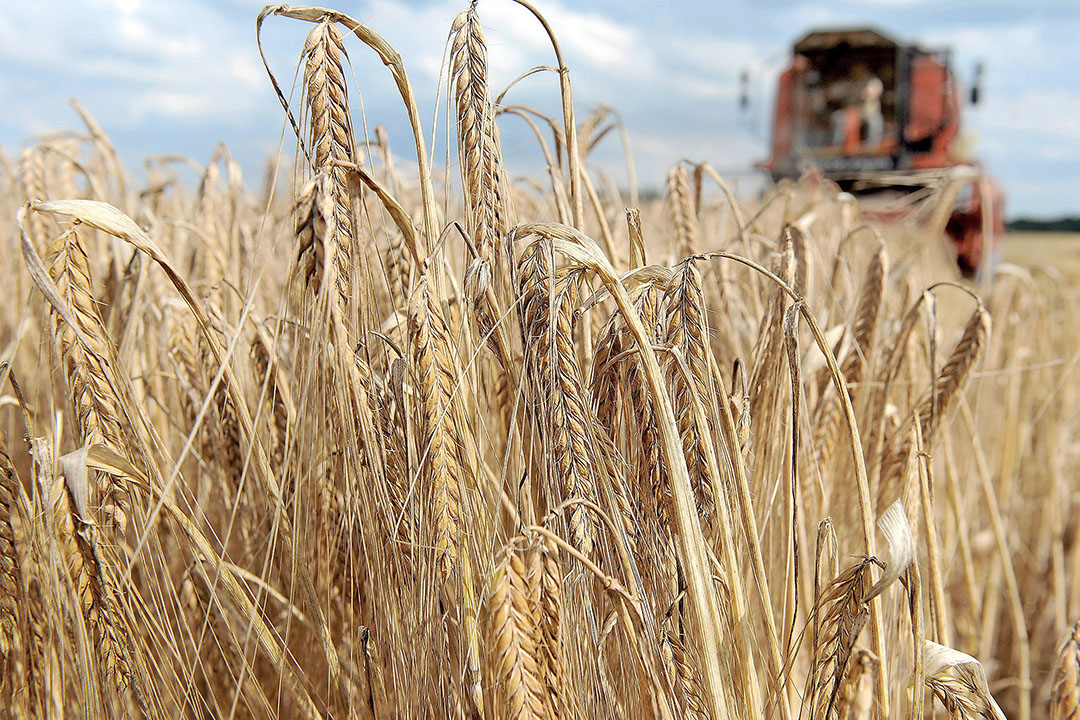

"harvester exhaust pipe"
[970,60,984,105]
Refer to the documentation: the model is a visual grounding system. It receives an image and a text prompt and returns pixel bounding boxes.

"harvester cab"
[759,28,1003,277]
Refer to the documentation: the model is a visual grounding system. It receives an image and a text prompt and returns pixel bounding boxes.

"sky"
[0,0,1077,219]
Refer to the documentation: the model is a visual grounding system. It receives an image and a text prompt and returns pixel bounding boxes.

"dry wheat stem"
[1,10,1073,720]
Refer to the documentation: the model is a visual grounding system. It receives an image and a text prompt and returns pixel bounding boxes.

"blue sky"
[1,0,1077,218]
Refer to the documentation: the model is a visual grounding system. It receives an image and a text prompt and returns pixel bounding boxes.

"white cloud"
[133,90,212,119]
[352,0,654,96]
[0,0,1076,216]
[0,0,269,132]
[503,3,642,72]
[982,89,1080,139]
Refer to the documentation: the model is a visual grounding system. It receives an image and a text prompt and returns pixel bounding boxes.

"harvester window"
[795,51,896,152]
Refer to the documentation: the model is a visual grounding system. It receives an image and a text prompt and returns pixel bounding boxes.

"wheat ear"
[250,329,294,468]
[666,165,698,258]
[833,650,876,720]
[54,480,136,705]
[488,544,545,720]
[1051,621,1080,720]
[662,606,710,720]
[0,448,29,704]
[518,243,598,555]
[303,19,357,309]
[662,259,717,526]
[879,304,990,510]
[409,273,465,582]
[919,305,991,441]
[452,4,506,274]
[923,640,1007,720]
[531,535,566,717]
[809,559,874,719]
[625,284,673,528]
[18,148,49,246]
[45,225,132,531]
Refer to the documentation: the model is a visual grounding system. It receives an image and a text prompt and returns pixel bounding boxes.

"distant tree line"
[1007,217,1080,232]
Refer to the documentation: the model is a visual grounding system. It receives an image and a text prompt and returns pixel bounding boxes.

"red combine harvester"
[759,28,1003,277]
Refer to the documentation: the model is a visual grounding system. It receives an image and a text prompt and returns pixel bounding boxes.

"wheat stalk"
[4,9,1079,720]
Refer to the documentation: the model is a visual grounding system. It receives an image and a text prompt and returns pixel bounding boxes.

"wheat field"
[0,4,1078,720]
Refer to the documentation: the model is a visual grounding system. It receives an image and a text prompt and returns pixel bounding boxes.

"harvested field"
[0,5,1078,720]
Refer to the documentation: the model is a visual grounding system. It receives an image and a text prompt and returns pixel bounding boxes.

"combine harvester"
[757,28,1003,278]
